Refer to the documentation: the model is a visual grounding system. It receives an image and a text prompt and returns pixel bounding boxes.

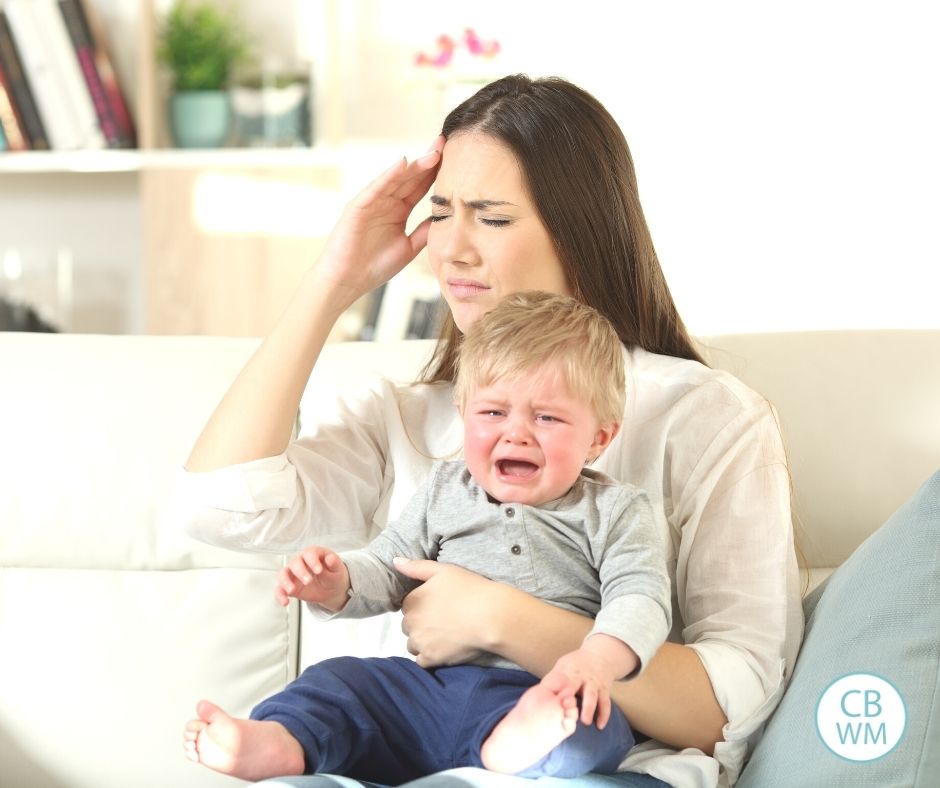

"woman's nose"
[439,217,480,266]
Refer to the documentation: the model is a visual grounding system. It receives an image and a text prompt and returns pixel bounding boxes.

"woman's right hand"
[397,557,594,675]
[396,558,504,668]
[184,138,443,473]
[315,136,445,308]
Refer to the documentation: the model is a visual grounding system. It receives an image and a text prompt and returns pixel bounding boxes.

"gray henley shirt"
[335,459,671,673]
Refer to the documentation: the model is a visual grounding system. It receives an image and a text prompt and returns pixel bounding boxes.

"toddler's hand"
[550,634,638,728]
[275,546,349,612]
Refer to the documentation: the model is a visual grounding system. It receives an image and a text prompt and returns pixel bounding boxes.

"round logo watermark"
[816,673,906,761]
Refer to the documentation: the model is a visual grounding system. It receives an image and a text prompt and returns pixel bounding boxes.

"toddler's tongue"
[498,460,539,478]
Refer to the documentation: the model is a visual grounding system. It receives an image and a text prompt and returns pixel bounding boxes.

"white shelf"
[0,150,141,174]
[0,147,341,174]
[0,141,422,174]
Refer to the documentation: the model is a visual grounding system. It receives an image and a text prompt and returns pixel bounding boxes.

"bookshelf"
[0,0,343,154]
[0,0,377,338]
[1,0,442,339]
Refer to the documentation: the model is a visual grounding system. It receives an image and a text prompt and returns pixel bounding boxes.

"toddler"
[183,291,670,783]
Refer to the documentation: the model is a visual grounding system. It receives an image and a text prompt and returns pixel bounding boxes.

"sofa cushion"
[0,333,298,788]
[0,333,276,571]
[0,566,296,788]
[704,331,940,571]
[737,470,940,787]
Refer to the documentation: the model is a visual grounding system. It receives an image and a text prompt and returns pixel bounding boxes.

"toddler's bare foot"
[182,699,305,781]
[481,682,579,774]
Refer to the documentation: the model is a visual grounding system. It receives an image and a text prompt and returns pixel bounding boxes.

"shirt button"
[505,507,515,518]
[510,544,522,555]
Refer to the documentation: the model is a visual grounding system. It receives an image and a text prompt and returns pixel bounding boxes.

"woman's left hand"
[396,558,503,668]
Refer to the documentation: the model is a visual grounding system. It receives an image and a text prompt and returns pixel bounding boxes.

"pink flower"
[463,28,500,58]
[415,28,500,68]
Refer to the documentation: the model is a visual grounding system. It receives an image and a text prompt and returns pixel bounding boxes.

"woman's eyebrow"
[430,195,516,209]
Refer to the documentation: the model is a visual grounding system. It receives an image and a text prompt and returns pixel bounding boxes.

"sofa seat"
[1,329,937,788]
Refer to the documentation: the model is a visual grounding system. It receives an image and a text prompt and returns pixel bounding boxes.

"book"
[3,0,82,149]
[70,0,134,147]
[0,56,28,149]
[0,7,47,149]
[29,0,105,149]
[57,0,118,146]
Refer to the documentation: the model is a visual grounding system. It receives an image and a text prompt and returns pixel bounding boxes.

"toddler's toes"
[185,720,206,737]
[182,731,199,762]
[183,717,209,762]
[197,699,226,722]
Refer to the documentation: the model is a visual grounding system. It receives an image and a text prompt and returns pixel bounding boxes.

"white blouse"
[179,346,803,788]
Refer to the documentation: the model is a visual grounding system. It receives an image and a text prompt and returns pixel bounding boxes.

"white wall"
[330,0,940,334]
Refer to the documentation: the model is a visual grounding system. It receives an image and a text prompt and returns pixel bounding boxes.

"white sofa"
[1,330,938,788]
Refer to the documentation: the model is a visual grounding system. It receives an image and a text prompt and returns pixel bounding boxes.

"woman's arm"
[396,560,726,755]
[185,275,347,470]
[487,589,727,755]
[611,642,726,755]
[186,143,443,472]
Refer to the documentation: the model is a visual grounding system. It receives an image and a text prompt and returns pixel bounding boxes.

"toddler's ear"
[588,422,620,460]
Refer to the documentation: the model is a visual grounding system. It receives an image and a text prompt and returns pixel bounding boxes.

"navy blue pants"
[251,656,634,785]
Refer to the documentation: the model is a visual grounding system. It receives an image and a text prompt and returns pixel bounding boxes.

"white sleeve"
[674,400,802,779]
[175,380,395,555]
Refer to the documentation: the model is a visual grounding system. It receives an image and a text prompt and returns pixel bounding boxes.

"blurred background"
[0,0,937,339]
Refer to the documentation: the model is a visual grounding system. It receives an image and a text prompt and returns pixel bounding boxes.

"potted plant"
[157,0,249,148]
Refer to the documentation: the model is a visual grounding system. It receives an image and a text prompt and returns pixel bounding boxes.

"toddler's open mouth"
[496,460,539,478]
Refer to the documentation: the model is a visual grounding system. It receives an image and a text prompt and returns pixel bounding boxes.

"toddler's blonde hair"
[454,291,625,425]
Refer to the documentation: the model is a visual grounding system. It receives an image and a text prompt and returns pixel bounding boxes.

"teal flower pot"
[169,91,231,148]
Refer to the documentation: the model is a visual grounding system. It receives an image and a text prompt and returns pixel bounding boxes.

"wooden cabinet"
[140,161,340,336]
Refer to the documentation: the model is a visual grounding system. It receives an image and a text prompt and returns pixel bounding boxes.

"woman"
[181,75,802,788]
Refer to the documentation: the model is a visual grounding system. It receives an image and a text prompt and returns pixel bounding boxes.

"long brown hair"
[419,74,704,384]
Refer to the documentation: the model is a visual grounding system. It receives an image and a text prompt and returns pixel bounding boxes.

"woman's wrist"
[474,582,527,653]
[297,264,363,318]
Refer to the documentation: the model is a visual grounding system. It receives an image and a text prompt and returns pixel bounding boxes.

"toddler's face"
[461,364,617,506]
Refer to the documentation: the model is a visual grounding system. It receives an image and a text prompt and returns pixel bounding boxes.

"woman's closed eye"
[428,213,511,228]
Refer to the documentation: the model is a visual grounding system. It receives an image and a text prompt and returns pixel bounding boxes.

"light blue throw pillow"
[738,470,940,787]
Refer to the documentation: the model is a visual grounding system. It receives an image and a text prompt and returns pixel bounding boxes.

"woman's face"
[427,133,571,333]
